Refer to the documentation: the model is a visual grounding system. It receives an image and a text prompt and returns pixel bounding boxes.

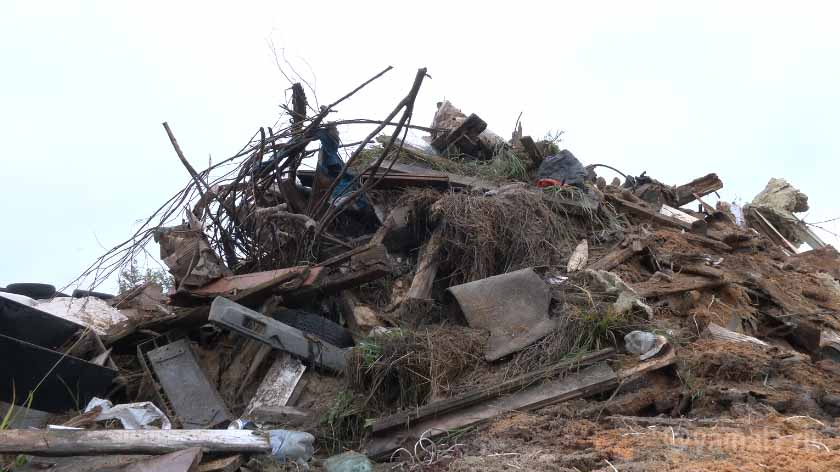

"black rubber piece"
[72,289,116,300]
[270,309,355,348]
[6,283,56,300]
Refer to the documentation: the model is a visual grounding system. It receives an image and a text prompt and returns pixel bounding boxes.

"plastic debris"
[84,397,172,430]
[269,429,316,470]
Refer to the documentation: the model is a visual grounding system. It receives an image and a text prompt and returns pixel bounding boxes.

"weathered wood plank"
[705,323,769,347]
[406,224,445,299]
[0,430,271,456]
[674,173,723,206]
[197,455,243,472]
[588,241,643,271]
[365,363,617,459]
[633,276,726,298]
[244,353,305,420]
[519,136,544,168]
[371,348,615,434]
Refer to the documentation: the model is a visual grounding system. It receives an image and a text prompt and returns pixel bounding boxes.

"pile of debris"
[3,67,840,471]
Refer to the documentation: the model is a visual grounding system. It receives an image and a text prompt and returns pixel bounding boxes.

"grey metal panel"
[209,297,347,372]
[147,339,231,429]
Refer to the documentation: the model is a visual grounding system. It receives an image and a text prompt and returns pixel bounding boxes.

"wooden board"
[674,173,723,206]
[365,363,617,459]
[371,348,615,433]
[115,447,202,471]
[244,353,306,420]
[406,224,444,299]
[197,455,242,472]
[0,430,271,456]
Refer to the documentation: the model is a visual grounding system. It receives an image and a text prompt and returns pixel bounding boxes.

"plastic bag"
[84,397,171,430]
[269,429,315,470]
[324,451,373,472]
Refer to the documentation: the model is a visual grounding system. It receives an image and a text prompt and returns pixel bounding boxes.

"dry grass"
[347,326,486,411]
[430,188,623,285]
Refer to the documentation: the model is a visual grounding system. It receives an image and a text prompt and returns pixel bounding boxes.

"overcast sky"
[2,1,839,293]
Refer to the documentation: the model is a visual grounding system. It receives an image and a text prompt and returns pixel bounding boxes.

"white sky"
[2,1,839,293]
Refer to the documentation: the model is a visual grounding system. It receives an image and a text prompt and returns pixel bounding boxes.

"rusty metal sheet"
[447,268,557,361]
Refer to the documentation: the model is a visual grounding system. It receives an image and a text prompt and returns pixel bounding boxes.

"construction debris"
[4,67,840,472]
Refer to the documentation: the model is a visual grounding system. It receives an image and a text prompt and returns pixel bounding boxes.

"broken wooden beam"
[0,430,271,456]
[519,136,544,169]
[171,266,316,307]
[365,362,618,459]
[406,224,444,300]
[588,239,645,271]
[749,208,799,254]
[608,194,729,242]
[370,205,413,252]
[632,276,727,298]
[605,415,742,427]
[198,455,243,472]
[674,173,723,206]
[607,194,693,231]
[677,264,726,280]
[671,230,733,252]
[370,348,615,434]
[243,353,306,421]
[431,113,487,154]
[704,323,769,347]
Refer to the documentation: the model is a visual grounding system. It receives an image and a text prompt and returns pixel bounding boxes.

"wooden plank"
[615,346,676,381]
[114,447,202,472]
[380,159,499,192]
[519,136,544,168]
[692,192,717,214]
[186,266,312,299]
[672,230,733,252]
[431,113,487,153]
[365,362,617,459]
[606,415,742,427]
[20,456,153,471]
[674,173,723,206]
[371,348,615,433]
[750,208,798,254]
[370,205,413,252]
[660,204,699,224]
[406,224,444,299]
[607,194,693,231]
[678,264,726,280]
[633,276,726,298]
[0,430,271,456]
[588,241,643,271]
[244,353,306,420]
[705,323,769,347]
[198,455,242,472]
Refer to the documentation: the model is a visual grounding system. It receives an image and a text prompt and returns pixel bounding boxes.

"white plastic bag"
[84,397,171,430]
[269,429,315,470]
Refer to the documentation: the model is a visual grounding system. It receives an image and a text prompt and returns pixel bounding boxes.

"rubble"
[4,67,840,471]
